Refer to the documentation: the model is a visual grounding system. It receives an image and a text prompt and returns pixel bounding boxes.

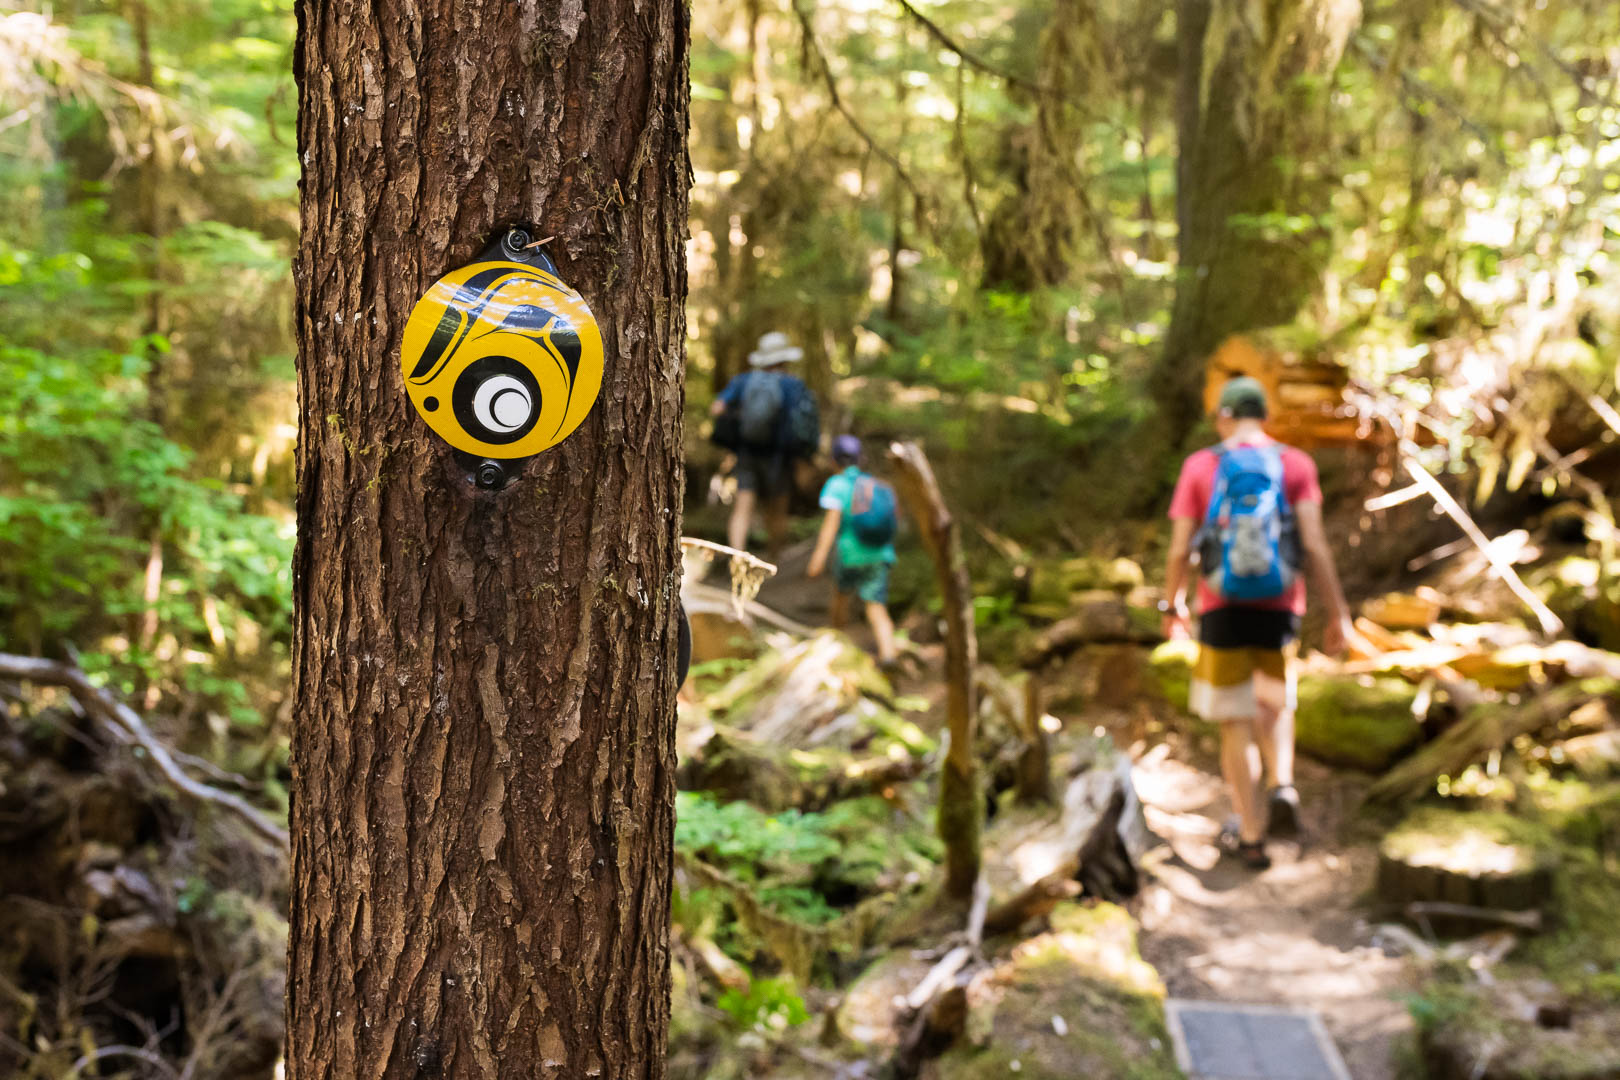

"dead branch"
[67,1044,181,1080]
[888,441,981,901]
[1407,901,1542,935]
[1397,451,1563,636]
[683,582,817,637]
[0,653,289,847]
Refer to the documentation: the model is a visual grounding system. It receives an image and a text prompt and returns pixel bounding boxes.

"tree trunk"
[888,442,981,902]
[1153,0,1361,437]
[288,3,689,1078]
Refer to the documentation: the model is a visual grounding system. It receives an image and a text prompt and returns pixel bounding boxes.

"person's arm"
[1162,516,1196,639]
[1294,499,1354,655]
[710,374,743,417]
[807,509,840,578]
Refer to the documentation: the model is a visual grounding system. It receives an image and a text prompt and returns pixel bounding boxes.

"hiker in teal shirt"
[808,435,900,667]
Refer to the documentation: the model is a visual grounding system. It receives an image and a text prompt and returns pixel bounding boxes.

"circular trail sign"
[400,238,604,460]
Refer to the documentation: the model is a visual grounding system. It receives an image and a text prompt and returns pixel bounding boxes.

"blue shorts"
[734,450,788,499]
[834,560,891,605]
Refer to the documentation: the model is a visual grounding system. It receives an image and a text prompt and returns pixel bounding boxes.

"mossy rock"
[934,903,1181,1080]
[1295,674,1420,772]
[1148,640,1197,713]
[1027,557,1146,608]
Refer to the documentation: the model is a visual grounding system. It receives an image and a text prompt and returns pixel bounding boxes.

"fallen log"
[1363,684,1598,809]
[983,868,1082,938]
[1018,593,1160,668]
[677,725,927,812]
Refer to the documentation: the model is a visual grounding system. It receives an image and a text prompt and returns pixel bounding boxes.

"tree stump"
[1377,809,1554,935]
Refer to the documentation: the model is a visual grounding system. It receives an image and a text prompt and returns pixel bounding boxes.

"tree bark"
[288,3,689,1078]
[887,442,981,902]
[1153,0,1361,437]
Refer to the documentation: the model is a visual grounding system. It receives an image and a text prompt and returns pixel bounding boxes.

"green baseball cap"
[1217,376,1268,419]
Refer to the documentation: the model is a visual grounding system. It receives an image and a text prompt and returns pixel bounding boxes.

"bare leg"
[1220,718,1266,844]
[763,493,790,565]
[829,588,850,630]
[1253,701,1296,789]
[866,601,898,664]
[728,488,756,552]
[1252,669,1295,788]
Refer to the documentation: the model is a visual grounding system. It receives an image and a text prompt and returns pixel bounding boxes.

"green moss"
[935,903,1181,1080]
[1420,978,1620,1077]
[1381,806,1554,873]
[1295,674,1420,772]
[1150,644,1417,769]
[1148,640,1196,712]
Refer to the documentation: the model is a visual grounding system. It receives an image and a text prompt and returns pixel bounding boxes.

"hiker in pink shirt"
[1161,377,1355,870]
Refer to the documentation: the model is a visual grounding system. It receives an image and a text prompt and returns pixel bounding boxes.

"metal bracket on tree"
[399,226,605,490]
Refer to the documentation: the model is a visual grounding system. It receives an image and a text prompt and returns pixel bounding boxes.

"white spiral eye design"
[473,374,534,433]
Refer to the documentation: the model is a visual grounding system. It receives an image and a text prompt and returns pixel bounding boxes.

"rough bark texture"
[888,442,981,901]
[288,3,689,1078]
[1154,0,1361,436]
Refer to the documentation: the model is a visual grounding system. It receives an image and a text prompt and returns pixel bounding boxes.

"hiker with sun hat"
[709,331,821,561]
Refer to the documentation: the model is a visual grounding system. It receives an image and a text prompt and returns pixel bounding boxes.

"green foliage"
[0,337,291,708]
[675,792,843,876]
[715,976,810,1031]
[676,791,940,930]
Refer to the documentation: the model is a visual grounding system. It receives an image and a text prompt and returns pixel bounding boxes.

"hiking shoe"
[1217,816,1242,853]
[1234,840,1272,871]
[1267,785,1301,838]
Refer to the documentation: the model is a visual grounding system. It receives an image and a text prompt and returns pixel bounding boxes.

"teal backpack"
[848,474,898,546]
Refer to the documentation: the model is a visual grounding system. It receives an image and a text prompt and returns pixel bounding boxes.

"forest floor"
[1130,739,1418,1078]
[751,538,1419,1078]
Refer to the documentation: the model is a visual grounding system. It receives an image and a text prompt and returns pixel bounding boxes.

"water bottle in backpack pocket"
[1196,445,1299,602]
[738,371,786,448]
[848,474,898,546]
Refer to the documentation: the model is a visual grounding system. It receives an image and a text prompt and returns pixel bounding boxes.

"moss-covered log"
[1364,684,1611,809]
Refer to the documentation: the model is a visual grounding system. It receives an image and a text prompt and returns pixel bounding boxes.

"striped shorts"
[1189,608,1300,722]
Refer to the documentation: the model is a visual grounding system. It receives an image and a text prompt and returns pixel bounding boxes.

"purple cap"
[833,434,862,463]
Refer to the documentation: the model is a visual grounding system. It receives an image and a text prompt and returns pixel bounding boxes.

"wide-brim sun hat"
[748,331,804,367]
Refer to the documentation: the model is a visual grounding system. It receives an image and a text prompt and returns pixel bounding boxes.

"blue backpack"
[848,473,898,546]
[1196,445,1299,602]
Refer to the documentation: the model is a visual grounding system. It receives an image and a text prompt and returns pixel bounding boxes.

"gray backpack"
[738,372,785,448]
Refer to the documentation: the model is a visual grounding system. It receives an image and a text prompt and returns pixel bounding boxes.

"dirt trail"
[1130,741,1417,1078]
[744,543,1417,1076]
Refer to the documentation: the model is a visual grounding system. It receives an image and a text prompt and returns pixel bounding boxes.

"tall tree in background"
[288,2,688,1077]
[1154,0,1361,434]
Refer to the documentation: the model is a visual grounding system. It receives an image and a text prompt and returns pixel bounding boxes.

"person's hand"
[807,557,825,580]
[1160,599,1190,641]
[709,399,726,417]
[1322,615,1355,658]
